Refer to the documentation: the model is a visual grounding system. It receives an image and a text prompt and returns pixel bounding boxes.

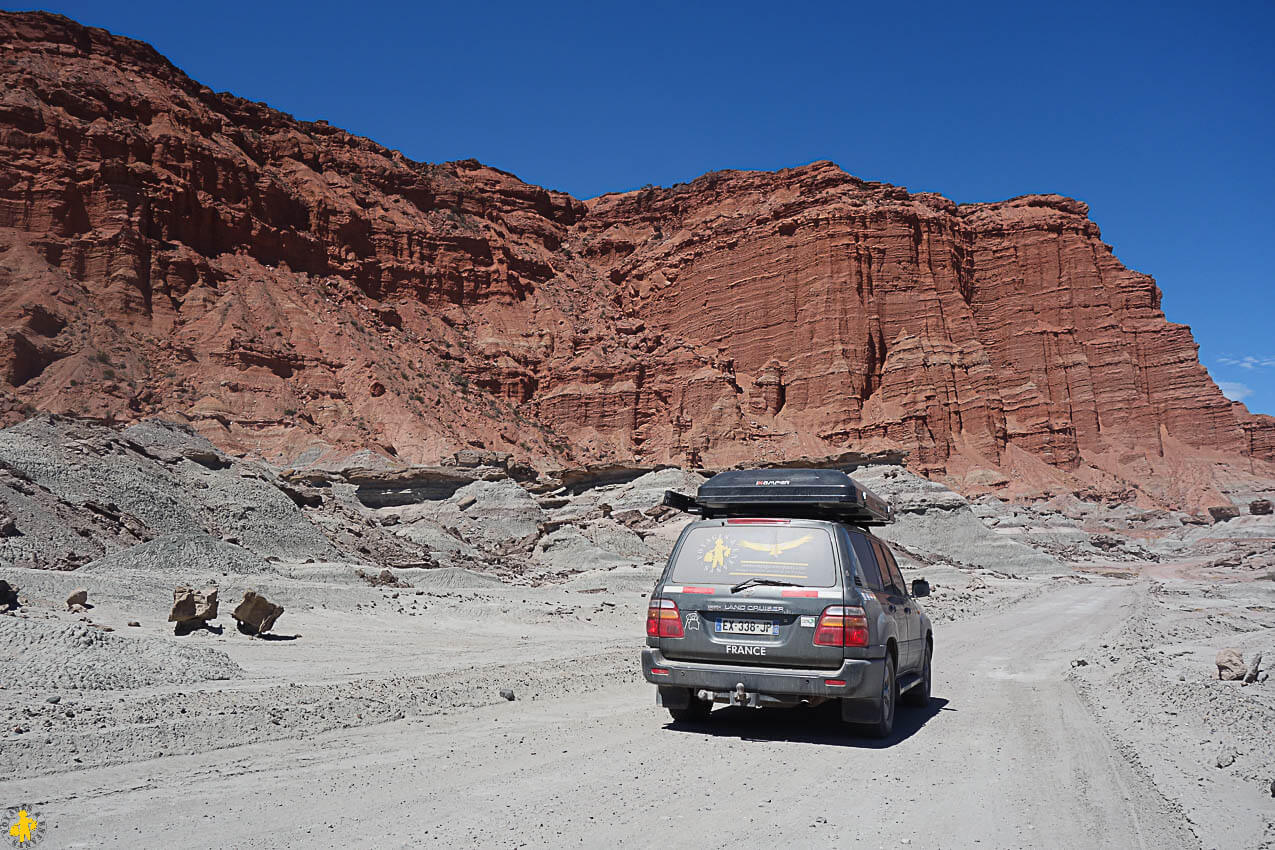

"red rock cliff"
[0,11,1270,508]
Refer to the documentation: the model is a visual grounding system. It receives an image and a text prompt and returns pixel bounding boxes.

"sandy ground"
[4,570,1271,849]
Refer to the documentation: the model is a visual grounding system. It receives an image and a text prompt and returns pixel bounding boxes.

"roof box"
[663,468,893,525]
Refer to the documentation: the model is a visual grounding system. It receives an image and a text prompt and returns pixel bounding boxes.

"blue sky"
[15,0,1274,414]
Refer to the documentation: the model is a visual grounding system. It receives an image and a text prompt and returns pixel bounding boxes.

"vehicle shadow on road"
[664,696,951,748]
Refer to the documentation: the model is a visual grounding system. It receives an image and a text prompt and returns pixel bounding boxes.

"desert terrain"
[1,11,1274,849]
[0,417,1271,848]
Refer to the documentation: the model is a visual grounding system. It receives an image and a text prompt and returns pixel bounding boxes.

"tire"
[859,653,897,738]
[668,693,712,723]
[902,640,932,707]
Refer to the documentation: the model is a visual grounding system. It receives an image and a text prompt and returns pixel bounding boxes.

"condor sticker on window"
[670,526,836,587]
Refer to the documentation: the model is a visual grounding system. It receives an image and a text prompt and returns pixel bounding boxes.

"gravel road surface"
[4,581,1206,849]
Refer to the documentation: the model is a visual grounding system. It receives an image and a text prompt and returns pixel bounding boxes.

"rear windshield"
[668,524,837,587]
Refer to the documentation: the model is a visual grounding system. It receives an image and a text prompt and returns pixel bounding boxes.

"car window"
[883,545,907,591]
[872,540,906,593]
[847,532,885,591]
[669,525,838,587]
[836,526,861,586]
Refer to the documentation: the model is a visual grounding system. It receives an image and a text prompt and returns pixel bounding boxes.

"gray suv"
[641,469,932,737]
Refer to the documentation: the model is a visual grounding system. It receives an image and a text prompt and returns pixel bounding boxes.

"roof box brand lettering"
[663,468,894,525]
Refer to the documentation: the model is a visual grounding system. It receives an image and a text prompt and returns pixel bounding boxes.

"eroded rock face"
[578,170,1275,509]
[0,11,1271,511]
[0,12,587,470]
[0,416,340,570]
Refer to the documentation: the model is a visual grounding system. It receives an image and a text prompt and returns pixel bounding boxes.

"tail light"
[813,605,868,647]
[646,598,684,638]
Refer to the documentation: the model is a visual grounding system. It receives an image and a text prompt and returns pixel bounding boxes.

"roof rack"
[663,468,893,525]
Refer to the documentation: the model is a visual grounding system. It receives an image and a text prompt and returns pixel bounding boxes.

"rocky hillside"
[1,11,1271,510]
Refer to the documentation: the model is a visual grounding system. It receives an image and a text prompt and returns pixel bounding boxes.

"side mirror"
[911,578,931,598]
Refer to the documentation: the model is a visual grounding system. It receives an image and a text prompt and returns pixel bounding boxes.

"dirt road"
[7,582,1201,848]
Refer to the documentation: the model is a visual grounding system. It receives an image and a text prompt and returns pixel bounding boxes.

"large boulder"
[65,587,88,611]
[1250,499,1273,516]
[356,568,410,588]
[232,591,284,636]
[169,585,219,633]
[1208,505,1240,524]
[0,579,17,610]
[1216,647,1246,681]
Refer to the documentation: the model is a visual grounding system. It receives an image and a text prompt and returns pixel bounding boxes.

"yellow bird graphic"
[739,534,812,557]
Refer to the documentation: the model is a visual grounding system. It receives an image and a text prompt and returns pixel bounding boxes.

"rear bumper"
[642,647,884,703]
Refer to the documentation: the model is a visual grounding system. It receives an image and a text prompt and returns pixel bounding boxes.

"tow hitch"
[696,683,762,707]
[695,683,821,709]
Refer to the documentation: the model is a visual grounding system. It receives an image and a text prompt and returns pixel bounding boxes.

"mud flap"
[657,686,690,709]
[840,697,882,724]
[840,657,888,722]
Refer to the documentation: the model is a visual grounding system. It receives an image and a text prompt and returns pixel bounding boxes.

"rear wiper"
[730,578,801,593]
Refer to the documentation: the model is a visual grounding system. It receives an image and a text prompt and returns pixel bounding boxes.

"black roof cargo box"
[663,468,893,525]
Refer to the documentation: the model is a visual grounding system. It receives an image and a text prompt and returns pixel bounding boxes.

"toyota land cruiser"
[642,468,933,737]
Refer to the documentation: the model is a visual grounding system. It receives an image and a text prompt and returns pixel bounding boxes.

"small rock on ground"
[1216,648,1245,681]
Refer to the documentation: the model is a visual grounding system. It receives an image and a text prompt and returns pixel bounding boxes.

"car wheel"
[668,693,712,723]
[902,640,932,707]
[860,653,897,738]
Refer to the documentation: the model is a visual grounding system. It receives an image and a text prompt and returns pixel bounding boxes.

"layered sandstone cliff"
[575,171,1275,507]
[0,11,1270,510]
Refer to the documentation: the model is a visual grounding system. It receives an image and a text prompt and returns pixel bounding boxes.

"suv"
[641,469,932,737]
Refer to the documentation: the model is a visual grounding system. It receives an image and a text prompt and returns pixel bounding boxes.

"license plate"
[715,619,778,635]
